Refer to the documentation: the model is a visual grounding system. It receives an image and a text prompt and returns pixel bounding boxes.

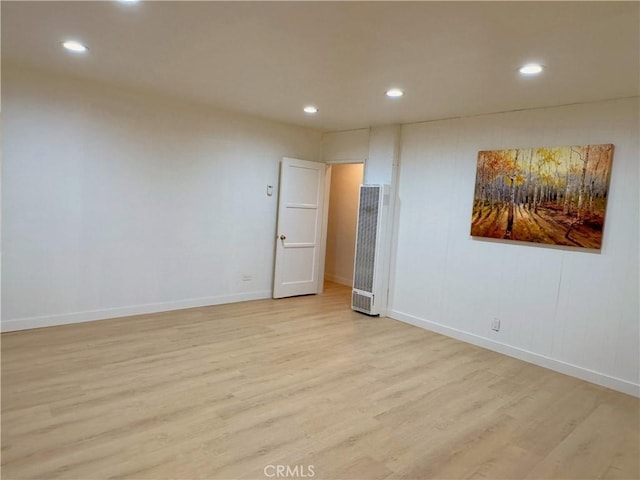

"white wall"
[364,125,399,185]
[325,163,363,286]
[322,129,369,164]
[390,98,639,396]
[2,64,322,331]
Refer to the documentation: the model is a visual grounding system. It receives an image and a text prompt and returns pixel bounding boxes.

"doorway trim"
[317,159,366,294]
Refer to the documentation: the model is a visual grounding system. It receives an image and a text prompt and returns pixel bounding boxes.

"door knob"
[280,235,286,240]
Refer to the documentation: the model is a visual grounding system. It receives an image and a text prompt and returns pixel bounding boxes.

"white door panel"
[273,158,326,298]
[282,248,315,284]
[287,166,322,206]
[282,208,318,244]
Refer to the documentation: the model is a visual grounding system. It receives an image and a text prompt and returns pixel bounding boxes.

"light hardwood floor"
[2,282,638,479]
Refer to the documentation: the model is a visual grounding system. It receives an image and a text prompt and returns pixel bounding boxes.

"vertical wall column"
[364,125,401,316]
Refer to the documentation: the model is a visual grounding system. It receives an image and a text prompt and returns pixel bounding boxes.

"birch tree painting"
[470,144,614,249]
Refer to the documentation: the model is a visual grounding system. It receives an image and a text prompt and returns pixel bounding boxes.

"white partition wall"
[390,98,639,396]
[322,129,370,164]
[2,65,322,331]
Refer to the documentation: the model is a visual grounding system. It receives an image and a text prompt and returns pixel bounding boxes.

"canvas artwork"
[470,144,614,249]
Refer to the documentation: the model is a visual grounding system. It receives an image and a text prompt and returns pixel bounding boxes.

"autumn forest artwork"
[470,144,614,249]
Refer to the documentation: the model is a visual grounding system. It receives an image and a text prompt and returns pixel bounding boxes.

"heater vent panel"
[353,186,380,293]
[352,291,373,314]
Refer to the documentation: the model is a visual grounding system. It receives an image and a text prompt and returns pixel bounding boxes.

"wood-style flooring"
[2,282,638,479]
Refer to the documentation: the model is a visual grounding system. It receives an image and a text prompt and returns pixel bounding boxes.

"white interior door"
[273,157,326,299]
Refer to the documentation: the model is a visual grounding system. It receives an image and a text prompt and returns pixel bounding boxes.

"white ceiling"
[3,1,639,132]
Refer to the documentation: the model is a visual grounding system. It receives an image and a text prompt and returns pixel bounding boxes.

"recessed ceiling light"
[386,88,404,98]
[62,40,88,53]
[303,106,318,114]
[519,63,543,75]
[118,0,139,3]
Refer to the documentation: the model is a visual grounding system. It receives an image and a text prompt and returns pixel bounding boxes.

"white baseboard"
[1,290,272,333]
[324,273,353,287]
[389,309,640,398]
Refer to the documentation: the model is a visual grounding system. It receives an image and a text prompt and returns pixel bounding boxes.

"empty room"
[2,2,639,479]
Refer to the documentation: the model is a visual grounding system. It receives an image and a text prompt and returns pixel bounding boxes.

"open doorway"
[324,163,364,288]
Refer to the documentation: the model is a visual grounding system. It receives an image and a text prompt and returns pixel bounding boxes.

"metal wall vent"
[352,185,385,316]
[352,290,373,314]
[353,186,380,293]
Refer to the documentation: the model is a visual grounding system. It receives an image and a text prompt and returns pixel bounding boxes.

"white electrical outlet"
[491,318,501,332]
[241,274,252,282]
